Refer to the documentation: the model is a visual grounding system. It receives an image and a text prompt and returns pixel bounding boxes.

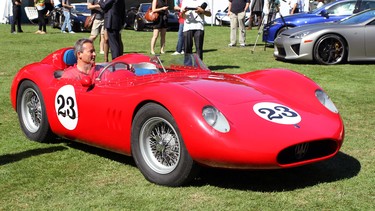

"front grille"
[277,140,338,165]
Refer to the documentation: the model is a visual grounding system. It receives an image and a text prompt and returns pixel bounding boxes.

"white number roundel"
[253,102,301,125]
[55,85,78,130]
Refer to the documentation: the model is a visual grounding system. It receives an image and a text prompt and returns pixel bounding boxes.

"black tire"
[131,103,199,186]
[16,80,54,142]
[134,18,144,31]
[313,34,347,65]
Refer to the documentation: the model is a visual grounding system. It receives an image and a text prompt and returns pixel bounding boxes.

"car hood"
[281,22,355,35]
[175,72,293,106]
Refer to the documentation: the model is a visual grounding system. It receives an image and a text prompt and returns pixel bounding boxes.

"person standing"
[88,0,109,62]
[34,0,47,34]
[248,0,263,30]
[61,0,75,33]
[11,0,23,34]
[181,0,211,60]
[100,0,125,60]
[172,0,184,55]
[228,0,250,47]
[150,0,169,55]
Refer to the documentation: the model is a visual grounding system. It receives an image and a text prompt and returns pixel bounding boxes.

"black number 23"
[56,95,76,119]
[258,106,298,120]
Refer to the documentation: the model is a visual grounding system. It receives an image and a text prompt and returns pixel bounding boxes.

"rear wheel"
[131,103,199,186]
[313,34,346,65]
[16,80,54,142]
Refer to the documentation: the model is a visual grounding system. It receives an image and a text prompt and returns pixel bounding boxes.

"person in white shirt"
[180,0,211,60]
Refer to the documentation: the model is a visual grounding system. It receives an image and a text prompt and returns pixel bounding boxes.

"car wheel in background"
[134,18,144,31]
[313,34,347,65]
[16,80,54,142]
[131,103,200,186]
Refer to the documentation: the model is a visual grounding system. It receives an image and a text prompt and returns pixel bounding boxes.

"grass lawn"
[0,23,374,210]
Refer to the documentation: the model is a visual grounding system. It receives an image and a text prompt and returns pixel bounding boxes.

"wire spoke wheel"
[20,88,42,133]
[16,80,54,142]
[131,103,199,186]
[139,117,180,174]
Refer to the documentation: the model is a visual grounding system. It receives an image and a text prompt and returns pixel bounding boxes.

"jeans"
[176,23,184,53]
[61,10,72,32]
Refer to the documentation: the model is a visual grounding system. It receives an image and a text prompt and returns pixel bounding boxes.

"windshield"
[340,9,375,24]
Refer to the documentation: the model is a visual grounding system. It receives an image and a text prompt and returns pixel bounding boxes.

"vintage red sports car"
[10,48,344,186]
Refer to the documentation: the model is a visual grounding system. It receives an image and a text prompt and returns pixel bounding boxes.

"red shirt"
[61,64,96,80]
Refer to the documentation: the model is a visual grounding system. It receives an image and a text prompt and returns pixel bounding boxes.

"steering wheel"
[96,61,130,80]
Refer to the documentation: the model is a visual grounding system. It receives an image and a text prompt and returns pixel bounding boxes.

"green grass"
[1,24,374,210]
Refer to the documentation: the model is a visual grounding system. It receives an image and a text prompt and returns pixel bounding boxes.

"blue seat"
[63,49,77,66]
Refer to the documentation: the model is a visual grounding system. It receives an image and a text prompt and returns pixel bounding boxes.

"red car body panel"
[10,48,344,170]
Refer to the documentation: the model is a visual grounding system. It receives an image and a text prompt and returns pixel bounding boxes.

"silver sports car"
[274,9,375,65]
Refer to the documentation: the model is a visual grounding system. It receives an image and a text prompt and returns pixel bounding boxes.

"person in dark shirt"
[228,0,250,47]
[100,0,125,60]
[11,0,23,34]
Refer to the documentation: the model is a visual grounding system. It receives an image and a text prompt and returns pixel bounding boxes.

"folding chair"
[24,7,38,24]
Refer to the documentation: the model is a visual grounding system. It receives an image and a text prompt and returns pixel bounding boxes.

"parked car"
[215,7,252,27]
[11,47,344,186]
[263,0,375,44]
[274,9,375,64]
[124,3,179,31]
[50,3,91,32]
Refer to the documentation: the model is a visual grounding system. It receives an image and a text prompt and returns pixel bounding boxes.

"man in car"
[61,39,97,80]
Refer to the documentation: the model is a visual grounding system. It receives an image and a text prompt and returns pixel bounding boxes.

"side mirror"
[320,9,329,18]
[81,76,92,87]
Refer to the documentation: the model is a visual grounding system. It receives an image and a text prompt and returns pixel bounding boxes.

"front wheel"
[313,34,346,65]
[16,80,54,142]
[131,103,199,186]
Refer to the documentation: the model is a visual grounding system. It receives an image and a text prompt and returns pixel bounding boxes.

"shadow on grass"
[0,146,68,166]
[191,152,360,191]
[208,65,240,71]
[63,139,360,191]
[65,141,137,168]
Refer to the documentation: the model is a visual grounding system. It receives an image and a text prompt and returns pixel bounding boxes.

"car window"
[361,1,375,10]
[327,2,356,15]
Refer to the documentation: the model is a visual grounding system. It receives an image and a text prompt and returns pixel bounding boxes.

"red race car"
[10,48,344,186]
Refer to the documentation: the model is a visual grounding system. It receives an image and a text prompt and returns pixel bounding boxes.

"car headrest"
[63,49,77,66]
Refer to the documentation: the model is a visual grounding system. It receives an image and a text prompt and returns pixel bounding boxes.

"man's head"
[74,38,96,66]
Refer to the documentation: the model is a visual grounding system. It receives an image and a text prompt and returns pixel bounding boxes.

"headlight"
[202,106,230,133]
[290,31,310,39]
[315,90,338,113]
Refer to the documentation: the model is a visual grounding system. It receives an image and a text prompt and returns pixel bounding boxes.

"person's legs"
[16,6,22,32]
[107,29,122,60]
[160,28,167,54]
[238,11,246,46]
[11,6,17,33]
[176,23,184,53]
[103,29,109,62]
[65,12,72,32]
[151,29,160,54]
[229,13,238,46]
[184,30,193,55]
[194,30,204,60]
[37,10,43,31]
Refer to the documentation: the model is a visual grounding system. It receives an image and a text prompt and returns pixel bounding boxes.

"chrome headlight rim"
[315,89,339,113]
[202,106,230,133]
